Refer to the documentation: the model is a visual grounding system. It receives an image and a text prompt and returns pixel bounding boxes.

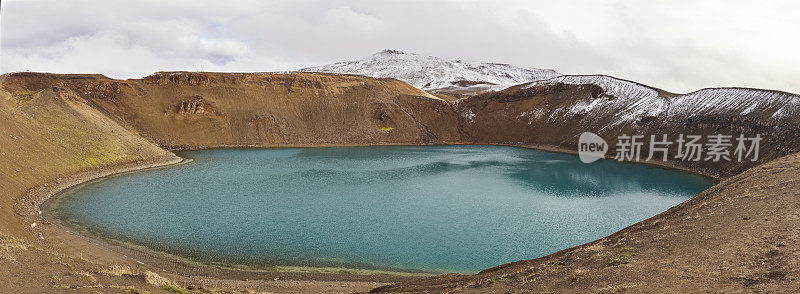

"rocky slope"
[0,73,181,236]
[3,72,465,149]
[301,50,561,95]
[521,75,800,126]
[0,71,463,293]
[454,74,800,177]
[2,71,800,293]
[0,73,183,293]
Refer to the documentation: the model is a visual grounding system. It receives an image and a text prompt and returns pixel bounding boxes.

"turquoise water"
[54,146,713,274]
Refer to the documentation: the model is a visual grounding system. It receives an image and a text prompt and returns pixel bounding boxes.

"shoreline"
[32,142,721,286]
[170,141,720,181]
[1,69,795,293]
[35,149,429,285]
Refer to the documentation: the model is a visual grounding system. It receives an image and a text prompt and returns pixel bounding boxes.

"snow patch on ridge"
[670,88,800,118]
[300,50,561,93]
[525,75,800,126]
[302,51,800,125]
[530,75,661,102]
[527,75,667,126]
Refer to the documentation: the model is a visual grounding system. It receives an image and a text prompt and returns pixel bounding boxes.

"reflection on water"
[54,145,713,274]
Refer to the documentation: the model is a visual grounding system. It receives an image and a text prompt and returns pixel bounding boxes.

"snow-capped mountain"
[454,73,800,176]
[301,49,800,132]
[521,75,800,126]
[300,49,561,94]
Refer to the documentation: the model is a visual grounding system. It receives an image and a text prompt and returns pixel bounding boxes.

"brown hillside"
[0,72,463,293]
[1,71,800,293]
[63,71,463,148]
[454,82,800,177]
[0,73,181,293]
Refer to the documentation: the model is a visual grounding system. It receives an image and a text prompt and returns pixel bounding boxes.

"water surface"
[54,146,713,273]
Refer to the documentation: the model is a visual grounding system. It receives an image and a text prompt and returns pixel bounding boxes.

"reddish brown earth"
[1,71,799,293]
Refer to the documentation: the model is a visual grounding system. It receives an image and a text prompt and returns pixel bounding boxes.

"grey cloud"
[1,0,798,94]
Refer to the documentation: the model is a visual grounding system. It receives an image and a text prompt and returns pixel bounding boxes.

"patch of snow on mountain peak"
[300,50,561,94]
[525,75,800,125]
[528,75,661,102]
[526,75,666,127]
[670,88,800,119]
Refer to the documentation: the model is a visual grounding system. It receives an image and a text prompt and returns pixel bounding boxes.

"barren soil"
[1,72,799,293]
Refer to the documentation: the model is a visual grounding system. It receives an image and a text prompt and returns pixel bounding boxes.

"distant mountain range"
[300,49,561,95]
[516,75,800,126]
[301,50,800,124]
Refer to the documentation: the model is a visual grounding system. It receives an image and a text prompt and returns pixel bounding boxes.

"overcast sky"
[2,0,799,94]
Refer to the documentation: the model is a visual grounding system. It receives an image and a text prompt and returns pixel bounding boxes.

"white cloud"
[324,7,384,33]
[1,0,799,93]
